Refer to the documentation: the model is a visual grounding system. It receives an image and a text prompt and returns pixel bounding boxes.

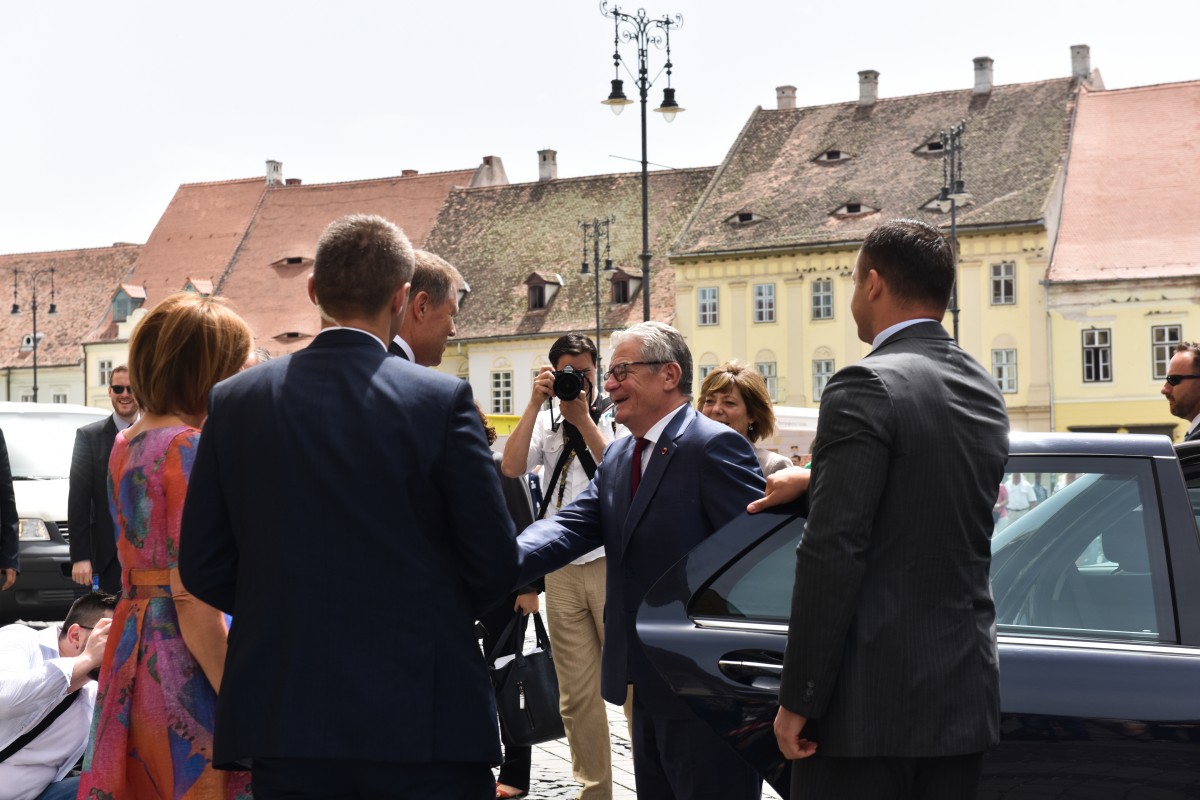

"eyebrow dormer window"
[915,140,945,154]
[832,202,878,217]
[815,149,852,162]
[725,211,766,225]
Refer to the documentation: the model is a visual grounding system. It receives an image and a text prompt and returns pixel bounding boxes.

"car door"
[637,450,1200,799]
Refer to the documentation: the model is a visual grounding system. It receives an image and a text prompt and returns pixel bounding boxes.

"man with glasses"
[515,321,765,800]
[1161,342,1200,442]
[69,365,139,594]
[501,332,623,800]
[0,592,114,800]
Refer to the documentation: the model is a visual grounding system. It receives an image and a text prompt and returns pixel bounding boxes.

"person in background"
[698,360,792,477]
[0,592,114,800]
[78,292,253,799]
[1161,341,1200,442]
[69,364,140,595]
[0,430,17,593]
[388,249,466,367]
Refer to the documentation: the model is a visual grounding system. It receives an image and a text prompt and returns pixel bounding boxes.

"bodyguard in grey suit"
[767,220,1010,798]
[517,321,765,800]
[1161,341,1200,442]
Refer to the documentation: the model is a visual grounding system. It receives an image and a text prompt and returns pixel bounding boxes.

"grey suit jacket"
[517,405,765,717]
[779,321,1010,757]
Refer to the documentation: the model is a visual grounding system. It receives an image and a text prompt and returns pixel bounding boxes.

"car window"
[0,412,104,479]
[690,525,801,622]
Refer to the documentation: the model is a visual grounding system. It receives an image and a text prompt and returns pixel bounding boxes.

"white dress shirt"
[637,402,691,478]
[0,625,96,800]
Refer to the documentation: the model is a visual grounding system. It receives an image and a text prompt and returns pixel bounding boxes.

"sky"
[1,0,1197,254]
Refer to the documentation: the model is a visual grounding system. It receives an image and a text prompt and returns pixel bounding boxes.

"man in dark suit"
[517,321,765,800]
[179,214,519,799]
[68,365,139,594]
[0,431,18,592]
[388,249,465,366]
[763,219,1010,799]
[1162,341,1200,442]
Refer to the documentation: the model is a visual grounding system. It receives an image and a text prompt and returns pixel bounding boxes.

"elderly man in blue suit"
[180,214,519,799]
[517,321,765,800]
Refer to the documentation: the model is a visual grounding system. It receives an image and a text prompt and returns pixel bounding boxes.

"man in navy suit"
[1162,342,1200,442]
[388,249,465,366]
[517,321,765,800]
[180,214,519,799]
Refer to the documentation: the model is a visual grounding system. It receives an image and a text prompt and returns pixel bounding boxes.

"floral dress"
[79,426,251,799]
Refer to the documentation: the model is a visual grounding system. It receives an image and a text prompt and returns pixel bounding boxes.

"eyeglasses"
[1164,374,1200,386]
[109,385,132,395]
[603,361,667,382]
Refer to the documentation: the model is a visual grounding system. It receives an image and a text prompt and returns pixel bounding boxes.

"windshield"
[0,412,107,479]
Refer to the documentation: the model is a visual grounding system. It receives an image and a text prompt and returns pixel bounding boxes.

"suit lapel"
[620,406,690,555]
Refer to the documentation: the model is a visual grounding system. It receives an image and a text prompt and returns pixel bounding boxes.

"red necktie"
[631,437,648,496]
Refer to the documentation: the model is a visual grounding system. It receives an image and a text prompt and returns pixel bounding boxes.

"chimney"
[401,169,418,177]
[858,70,879,107]
[538,149,558,182]
[973,56,994,95]
[469,155,509,188]
[284,178,302,186]
[776,85,797,110]
[265,160,283,186]
[1071,44,1091,79]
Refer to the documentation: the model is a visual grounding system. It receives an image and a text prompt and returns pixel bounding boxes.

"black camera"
[553,366,591,402]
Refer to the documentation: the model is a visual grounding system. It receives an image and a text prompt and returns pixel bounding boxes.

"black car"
[637,433,1200,798]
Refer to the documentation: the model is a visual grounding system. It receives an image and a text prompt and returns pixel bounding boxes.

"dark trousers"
[97,556,121,596]
[630,690,761,800]
[252,758,494,800]
[792,752,985,800]
[478,598,533,792]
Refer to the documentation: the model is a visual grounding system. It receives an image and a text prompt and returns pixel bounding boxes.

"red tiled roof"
[0,244,141,368]
[1050,81,1200,282]
[217,170,477,356]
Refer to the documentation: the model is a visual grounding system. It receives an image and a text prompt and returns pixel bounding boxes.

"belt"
[125,568,172,599]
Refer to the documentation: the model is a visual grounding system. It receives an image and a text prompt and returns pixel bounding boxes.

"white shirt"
[112,412,134,432]
[528,404,626,565]
[390,334,416,361]
[1187,413,1200,440]
[637,403,691,478]
[871,318,939,350]
[1005,479,1038,511]
[0,625,97,800]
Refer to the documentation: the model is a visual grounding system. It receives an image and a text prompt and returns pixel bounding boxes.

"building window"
[99,360,113,387]
[812,279,833,320]
[991,262,1015,305]
[756,361,778,401]
[528,285,546,311]
[19,393,32,403]
[1152,325,1182,380]
[490,371,513,415]
[698,364,717,380]
[753,284,776,323]
[113,295,132,323]
[813,359,835,400]
[698,287,719,326]
[612,279,629,304]
[992,349,1017,393]
[52,392,67,404]
[1083,330,1112,383]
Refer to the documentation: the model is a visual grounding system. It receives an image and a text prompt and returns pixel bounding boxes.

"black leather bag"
[487,611,565,746]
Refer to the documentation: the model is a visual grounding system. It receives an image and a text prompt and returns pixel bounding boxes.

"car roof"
[0,401,108,417]
[1008,431,1178,458]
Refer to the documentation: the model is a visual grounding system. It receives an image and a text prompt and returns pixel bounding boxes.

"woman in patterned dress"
[78,292,253,800]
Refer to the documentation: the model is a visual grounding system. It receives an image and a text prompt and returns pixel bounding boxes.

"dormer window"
[183,278,213,297]
[832,202,878,217]
[111,284,146,323]
[524,272,564,312]
[814,149,853,163]
[19,332,44,352]
[612,278,630,304]
[272,331,312,343]
[915,140,945,155]
[725,211,766,225]
[610,268,641,304]
[271,256,313,269]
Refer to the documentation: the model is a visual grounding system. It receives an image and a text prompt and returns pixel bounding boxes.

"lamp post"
[580,216,615,375]
[935,119,968,342]
[10,267,58,403]
[600,2,683,322]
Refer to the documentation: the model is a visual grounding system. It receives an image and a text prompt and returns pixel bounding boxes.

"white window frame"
[812,278,833,320]
[1152,325,1182,380]
[813,359,835,401]
[753,284,776,324]
[698,287,719,326]
[991,262,1016,305]
[1082,329,1112,383]
[755,361,778,401]
[99,360,113,387]
[52,392,68,404]
[490,370,513,415]
[992,349,1017,394]
[698,364,717,381]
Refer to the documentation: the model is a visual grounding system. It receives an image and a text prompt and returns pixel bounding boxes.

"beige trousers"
[545,558,632,800]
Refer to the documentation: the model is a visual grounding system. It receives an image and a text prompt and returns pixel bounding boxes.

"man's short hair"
[610,321,693,397]
[549,333,598,368]
[129,293,253,416]
[61,592,117,637]
[411,250,462,308]
[110,365,129,379]
[860,219,955,310]
[313,215,415,320]
[697,360,776,443]
[1175,342,1200,370]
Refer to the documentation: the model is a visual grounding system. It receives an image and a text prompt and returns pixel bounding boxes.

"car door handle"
[719,652,784,691]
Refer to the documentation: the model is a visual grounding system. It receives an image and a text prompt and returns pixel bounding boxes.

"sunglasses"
[109,385,132,395]
[1164,374,1200,386]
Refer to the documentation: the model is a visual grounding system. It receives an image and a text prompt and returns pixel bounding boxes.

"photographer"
[500,333,625,800]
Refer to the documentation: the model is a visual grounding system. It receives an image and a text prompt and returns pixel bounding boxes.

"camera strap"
[535,402,607,520]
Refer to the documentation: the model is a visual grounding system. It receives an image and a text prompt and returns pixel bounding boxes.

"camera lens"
[553,368,585,402]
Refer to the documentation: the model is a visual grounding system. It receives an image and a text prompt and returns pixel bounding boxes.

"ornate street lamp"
[580,216,615,375]
[936,120,969,342]
[10,267,58,403]
[600,2,683,322]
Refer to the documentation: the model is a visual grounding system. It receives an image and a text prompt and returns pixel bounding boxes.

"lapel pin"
[660,447,668,455]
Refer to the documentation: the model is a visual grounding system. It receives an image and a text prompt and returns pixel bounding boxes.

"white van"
[759,405,819,463]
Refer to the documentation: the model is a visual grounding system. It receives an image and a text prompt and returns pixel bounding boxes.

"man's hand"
[71,560,93,587]
[514,592,539,616]
[774,705,818,760]
[70,616,112,690]
[0,567,15,591]
[529,366,556,408]
[557,390,593,427]
[747,467,811,514]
